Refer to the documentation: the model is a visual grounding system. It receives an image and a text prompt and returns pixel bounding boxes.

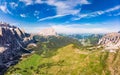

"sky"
[0,0,120,33]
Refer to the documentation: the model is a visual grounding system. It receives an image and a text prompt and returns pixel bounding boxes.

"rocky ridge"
[98,32,120,50]
[0,22,33,74]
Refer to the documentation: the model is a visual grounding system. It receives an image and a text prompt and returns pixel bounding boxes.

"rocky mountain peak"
[39,27,57,36]
[0,22,32,65]
[98,32,120,50]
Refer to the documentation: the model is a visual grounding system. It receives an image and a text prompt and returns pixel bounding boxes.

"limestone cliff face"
[0,23,32,64]
[98,32,120,50]
[39,28,57,36]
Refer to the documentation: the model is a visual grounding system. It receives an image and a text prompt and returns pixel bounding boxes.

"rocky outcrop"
[98,32,120,50]
[39,28,57,36]
[0,22,32,66]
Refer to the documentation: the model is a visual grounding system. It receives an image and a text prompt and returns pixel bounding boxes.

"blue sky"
[0,0,120,33]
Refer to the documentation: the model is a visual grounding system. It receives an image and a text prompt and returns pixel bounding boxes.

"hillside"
[5,44,120,75]
[32,36,82,56]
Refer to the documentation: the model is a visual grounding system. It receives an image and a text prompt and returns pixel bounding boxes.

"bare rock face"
[39,28,57,36]
[0,23,32,65]
[98,32,120,50]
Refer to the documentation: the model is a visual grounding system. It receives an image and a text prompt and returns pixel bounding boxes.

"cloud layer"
[52,24,119,34]
[72,5,120,20]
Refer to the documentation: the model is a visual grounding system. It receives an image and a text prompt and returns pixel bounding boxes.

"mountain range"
[0,22,120,75]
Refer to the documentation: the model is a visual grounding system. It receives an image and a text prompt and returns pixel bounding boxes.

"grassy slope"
[6,44,120,75]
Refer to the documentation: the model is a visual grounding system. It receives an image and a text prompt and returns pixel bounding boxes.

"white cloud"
[19,0,43,5]
[46,0,89,16]
[34,11,40,16]
[18,0,90,21]
[105,5,120,12]
[39,14,67,21]
[9,2,18,9]
[72,5,120,20]
[0,2,12,14]
[35,0,43,4]
[20,14,26,17]
[79,0,90,4]
[38,0,90,21]
[19,0,33,5]
[0,5,7,13]
[34,10,40,19]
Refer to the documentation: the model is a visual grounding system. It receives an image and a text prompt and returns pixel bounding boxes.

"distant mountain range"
[60,33,103,46]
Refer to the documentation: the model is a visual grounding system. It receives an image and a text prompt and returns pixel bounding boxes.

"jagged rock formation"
[39,28,57,36]
[98,32,120,50]
[0,22,32,72]
[118,31,120,33]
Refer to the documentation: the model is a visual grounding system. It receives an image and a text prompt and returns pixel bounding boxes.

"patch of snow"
[0,47,6,53]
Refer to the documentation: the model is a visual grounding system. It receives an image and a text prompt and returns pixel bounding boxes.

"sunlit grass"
[5,44,120,75]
